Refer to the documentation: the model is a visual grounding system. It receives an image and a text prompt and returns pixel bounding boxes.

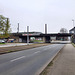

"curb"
[35,44,66,75]
[72,43,75,47]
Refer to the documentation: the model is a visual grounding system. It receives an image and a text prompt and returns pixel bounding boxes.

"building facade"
[69,27,75,34]
[69,27,75,43]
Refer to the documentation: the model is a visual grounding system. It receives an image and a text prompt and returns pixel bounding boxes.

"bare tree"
[60,28,68,33]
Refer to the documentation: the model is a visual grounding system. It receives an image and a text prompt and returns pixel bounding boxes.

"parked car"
[0,40,5,43]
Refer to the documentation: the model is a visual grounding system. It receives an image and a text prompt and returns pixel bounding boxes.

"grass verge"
[72,43,75,47]
[40,61,53,75]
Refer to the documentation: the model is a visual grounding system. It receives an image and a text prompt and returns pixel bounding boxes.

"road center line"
[10,56,26,62]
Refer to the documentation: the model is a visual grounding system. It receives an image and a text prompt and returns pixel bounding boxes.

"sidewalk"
[47,44,75,75]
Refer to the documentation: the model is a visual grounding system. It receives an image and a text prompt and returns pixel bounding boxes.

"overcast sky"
[0,0,75,33]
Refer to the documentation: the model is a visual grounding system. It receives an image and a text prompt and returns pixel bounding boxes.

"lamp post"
[72,19,75,34]
[72,19,74,27]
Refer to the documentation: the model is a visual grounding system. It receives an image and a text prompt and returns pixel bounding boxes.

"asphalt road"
[0,44,65,75]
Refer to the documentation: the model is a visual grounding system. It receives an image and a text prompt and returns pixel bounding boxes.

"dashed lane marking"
[10,56,26,62]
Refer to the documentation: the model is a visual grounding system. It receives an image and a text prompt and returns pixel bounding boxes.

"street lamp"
[72,19,75,27]
[72,19,75,34]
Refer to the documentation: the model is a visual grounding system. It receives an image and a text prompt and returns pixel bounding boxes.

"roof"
[69,27,75,31]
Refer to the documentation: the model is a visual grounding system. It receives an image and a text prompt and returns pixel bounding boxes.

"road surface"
[0,44,65,75]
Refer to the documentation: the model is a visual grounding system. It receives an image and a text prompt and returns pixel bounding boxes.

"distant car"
[0,40,5,43]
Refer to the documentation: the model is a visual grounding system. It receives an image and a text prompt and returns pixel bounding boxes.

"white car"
[0,40,5,43]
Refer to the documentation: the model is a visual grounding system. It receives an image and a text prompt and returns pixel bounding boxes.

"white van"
[0,40,5,43]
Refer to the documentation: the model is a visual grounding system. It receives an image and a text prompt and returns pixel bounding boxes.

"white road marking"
[42,46,57,51]
[10,46,57,62]
[34,51,40,54]
[10,56,26,62]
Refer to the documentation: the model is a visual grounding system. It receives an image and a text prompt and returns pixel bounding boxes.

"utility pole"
[0,16,1,27]
[17,23,19,42]
[7,18,9,26]
[17,23,19,33]
[27,26,29,45]
[0,16,2,28]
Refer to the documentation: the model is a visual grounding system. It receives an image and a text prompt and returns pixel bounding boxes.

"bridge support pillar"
[45,36,51,43]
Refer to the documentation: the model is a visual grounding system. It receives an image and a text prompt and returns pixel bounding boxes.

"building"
[69,27,75,43]
[69,27,75,34]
